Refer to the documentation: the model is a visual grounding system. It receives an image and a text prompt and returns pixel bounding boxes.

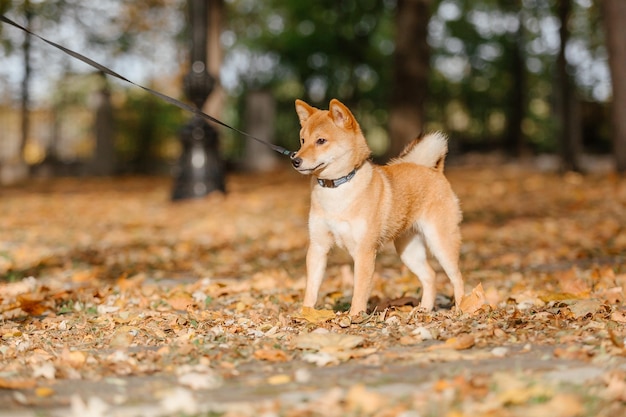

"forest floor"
[1,159,626,417]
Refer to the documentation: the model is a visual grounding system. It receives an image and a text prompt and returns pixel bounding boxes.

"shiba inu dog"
[291,98,464,316]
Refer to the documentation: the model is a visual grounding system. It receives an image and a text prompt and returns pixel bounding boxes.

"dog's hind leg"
[394,232,437,311]
[419,221,464,309]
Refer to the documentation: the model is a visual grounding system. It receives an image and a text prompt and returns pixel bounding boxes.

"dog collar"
[316,168,357,188]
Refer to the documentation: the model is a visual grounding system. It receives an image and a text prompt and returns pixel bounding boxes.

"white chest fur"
[311,185,369,254]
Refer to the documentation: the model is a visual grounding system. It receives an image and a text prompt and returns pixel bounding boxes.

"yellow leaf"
[254,348,290,362]
[460,283,487,315]
[35,387,55,397]
[429,334,475,351]
[0,377,37,389]
[539,292,586,302]
[62,348,87,367]
[167,291,194,310]
[293,307,336,323]
[267,374,291,385]
[445,334,475,350]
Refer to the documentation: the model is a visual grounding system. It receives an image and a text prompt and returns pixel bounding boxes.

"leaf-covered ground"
[1,161,626,417]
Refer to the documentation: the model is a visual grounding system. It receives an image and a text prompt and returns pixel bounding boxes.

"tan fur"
[292,98,464,316]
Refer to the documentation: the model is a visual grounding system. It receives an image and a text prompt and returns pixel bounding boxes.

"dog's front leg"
[303,239,331,308]
[349,246,377,316]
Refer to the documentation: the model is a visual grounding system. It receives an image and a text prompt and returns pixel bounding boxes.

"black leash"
[0,14,294,157]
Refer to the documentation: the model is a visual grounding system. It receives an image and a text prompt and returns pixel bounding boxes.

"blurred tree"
[428,0,527,151]
[1,0,187,175]
[602,0,626,173]
[91,72,115,176]
[556,0,582,172]
[116,90,184,174]
[503,0,527,158]
[386,0,432,160]
[225,0,395,154]
[1,0,615,173]
[19,0,33,167]
[2,0,79,171]
[0,0,8,17]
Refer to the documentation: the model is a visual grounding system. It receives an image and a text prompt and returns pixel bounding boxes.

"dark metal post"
[172,0,225,200]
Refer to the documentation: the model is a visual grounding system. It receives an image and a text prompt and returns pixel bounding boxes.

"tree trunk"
[556,0,583,172]
[242,91,277,172]
[91,72,116,176]
[203,0,225,120]
[386,0,431,161]
[19,1,32,164]
[602,0,626,173]
[505,0,527,158]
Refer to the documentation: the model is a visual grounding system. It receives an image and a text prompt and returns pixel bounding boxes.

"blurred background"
[0,0,623,189]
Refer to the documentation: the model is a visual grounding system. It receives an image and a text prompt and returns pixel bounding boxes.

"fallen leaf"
[167,291,194,310]
[429,334,475,351]
[460,283,487,315]
[0,377,37,389]
[267,374,291,385]
[117,273,146,291]
[595,287,624,304]
[539,293,585,302]
[399,335,420,345]
[35,386,55,397]
[553,347,591,362]
[556,268,591,296]
[62,349,87,368]
[568,298,603,318]
[611,310,626,323]
[254,348,290,362]
[445,334,475,350]
[372,296,421,311]
[17,293,47,316]
[294,332,364,352]
[109,326,137,349]
[293,307,336,323]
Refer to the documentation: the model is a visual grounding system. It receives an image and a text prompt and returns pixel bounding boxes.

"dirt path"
[0,342,617,416]
[1,166,626,416]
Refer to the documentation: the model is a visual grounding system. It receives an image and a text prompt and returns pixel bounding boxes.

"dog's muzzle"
[290,152,302,168]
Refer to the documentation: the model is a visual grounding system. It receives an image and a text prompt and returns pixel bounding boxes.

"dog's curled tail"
[394,131,449,171]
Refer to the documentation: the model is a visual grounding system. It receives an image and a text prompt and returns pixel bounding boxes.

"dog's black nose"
[291,157,303,168]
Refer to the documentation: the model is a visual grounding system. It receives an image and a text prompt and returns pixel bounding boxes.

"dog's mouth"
[296,162,325,173]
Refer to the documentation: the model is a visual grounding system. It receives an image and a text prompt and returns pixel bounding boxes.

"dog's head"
[291,99,371,179]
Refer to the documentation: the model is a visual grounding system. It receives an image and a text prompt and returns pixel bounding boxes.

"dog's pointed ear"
[295,99,316,126]
[329,99,355,130]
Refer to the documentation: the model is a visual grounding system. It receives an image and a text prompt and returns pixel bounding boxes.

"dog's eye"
[300,138,305,145]
[316,138,327,145]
